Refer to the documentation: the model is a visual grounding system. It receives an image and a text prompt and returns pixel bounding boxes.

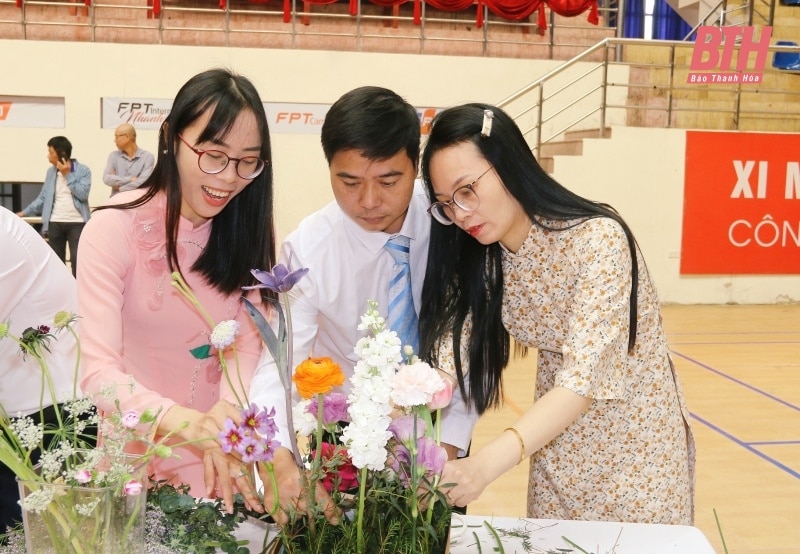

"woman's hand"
[440,456,491,507]
[160,400,265,513]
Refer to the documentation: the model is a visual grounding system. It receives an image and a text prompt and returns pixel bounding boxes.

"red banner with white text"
[681,130,800,274]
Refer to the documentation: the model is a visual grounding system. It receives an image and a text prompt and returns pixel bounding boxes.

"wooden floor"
[468,304,800,554]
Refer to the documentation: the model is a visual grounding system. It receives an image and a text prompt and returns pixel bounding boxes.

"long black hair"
[95,68,276,297]
[419,103,640,415]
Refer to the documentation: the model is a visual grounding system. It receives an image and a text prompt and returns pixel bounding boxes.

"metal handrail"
[0,0,621,59]
[497,36,800,159]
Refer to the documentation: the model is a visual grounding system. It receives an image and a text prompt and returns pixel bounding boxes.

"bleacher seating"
[772,40,800,71]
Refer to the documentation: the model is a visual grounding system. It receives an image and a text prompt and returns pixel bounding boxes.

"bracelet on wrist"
[504,426,526,465]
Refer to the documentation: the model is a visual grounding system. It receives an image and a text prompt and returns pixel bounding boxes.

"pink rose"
[74,469,92,484]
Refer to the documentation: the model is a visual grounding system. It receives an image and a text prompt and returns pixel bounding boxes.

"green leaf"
[241,296,290,390]
[189,344,212,359]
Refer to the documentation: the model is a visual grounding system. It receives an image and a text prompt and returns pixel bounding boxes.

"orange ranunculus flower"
[293,357,345,399]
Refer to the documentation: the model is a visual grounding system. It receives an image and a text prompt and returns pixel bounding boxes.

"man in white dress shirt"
[250,86,477,522]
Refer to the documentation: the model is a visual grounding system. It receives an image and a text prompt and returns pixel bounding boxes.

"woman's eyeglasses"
[178,134,268,180]
[427,166,493,225]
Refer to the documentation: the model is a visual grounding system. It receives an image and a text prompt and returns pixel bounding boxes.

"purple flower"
[416,436,447,478]
[218,419,246,454]
[235,435,260,463]
[389,415,426,446]
[74,469,92,484]
[253,437,281,463]
[387,441,412,482]
[307,392,350,426]
[243,264,309,293]
[241,403,278,437]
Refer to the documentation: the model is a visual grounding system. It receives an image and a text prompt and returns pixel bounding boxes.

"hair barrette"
[480,109,494,137]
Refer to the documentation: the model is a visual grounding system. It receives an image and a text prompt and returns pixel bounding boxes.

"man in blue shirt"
[17,136,91,277]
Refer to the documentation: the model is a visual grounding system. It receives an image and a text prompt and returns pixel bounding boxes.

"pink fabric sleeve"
[77,208,177,421]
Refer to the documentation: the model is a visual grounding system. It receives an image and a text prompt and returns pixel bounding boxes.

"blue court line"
[674,349,800,479]
[748,440,800,446]
[671,350,800,413]
[690,413,800,480]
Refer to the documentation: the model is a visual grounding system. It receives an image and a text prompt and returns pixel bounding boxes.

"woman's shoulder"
[86,192,166,241]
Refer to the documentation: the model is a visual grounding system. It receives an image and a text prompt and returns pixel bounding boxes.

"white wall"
[1,40,564,238]
[2,39,797,304]
[551,126,800,304]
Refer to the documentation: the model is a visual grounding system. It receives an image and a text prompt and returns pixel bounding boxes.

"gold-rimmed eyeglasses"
[177,134,268,180]
[427,165,493,225]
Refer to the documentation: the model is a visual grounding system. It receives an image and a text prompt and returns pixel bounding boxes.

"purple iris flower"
[307,392,350,425]
[243,264,309,293]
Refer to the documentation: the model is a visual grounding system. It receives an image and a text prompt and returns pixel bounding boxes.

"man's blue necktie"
[384,234,419,355]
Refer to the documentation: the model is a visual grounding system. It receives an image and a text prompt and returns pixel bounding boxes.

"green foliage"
[270,478,452,554]
[146,480,251,554]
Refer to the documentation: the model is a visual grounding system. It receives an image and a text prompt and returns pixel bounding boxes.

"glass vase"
[16,453,146,554]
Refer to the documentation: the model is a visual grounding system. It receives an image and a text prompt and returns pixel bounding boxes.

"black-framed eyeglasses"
[427,166,493,225]
[178,134,268,180]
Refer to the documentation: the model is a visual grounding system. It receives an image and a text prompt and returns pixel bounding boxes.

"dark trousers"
[47,221,85,278]
[0,404,97,537]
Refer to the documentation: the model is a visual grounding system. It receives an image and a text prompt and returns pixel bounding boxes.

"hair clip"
[480,110,494,138]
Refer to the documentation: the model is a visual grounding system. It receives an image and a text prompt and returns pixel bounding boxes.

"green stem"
[714,508,729,554]
[356,467,368,554]
[170,272,217,331]
[218,349,245,409]
[281,291,302,468]
[66,323,82,447]
[265,462,280,515]
[307,393,325,539]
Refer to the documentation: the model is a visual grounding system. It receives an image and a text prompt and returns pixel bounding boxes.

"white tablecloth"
[233,514,717,553]
[449,515,716,553]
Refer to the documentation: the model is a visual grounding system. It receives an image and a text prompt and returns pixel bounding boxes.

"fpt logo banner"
[680,130,800,274]
[102,99,439,135]
[687,26,772,84]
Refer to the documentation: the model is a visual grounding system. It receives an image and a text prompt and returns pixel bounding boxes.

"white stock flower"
[344,310,397,471]
[210,320,240,349]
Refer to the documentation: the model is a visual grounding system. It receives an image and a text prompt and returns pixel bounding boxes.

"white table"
[233,514,717,553]
[449,515,716,553]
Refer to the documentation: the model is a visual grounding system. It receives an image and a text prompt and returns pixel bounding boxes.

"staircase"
[500,0,800,175]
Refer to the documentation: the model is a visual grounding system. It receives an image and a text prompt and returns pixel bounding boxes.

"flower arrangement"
[256,298,455,554]
[0,273,283,554]
[0,314,170,554]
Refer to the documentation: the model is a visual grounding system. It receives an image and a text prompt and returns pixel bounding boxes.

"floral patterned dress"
[501,217,695,524]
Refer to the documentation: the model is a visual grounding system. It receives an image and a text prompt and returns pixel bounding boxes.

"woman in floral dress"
[418,104,695,524]
[78,69,275,514]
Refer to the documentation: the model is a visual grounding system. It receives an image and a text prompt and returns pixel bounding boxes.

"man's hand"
[258,447,340,527]
[55,157,71,176]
